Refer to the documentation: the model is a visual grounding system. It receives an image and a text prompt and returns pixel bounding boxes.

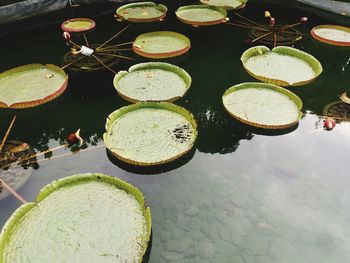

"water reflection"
[106,147,196,175]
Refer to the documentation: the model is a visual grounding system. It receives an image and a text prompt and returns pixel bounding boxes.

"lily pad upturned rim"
[0,173,152,263]
[104,102,198,166]
[241,45,323,86]
[311,25,350,47]
[113,62,192,103]
[222,82,303,129]
[199,0,247,10]
[175,5,228,26]
[0,64,68,109]
[116,2,168,23]
[132,31,191,59]
[61,18,96,33]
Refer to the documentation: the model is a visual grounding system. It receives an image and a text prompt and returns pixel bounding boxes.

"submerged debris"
[170,124,194,143]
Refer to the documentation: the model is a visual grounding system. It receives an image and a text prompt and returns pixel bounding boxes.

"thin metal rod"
[21,144,69,162]
[96,25,129,50]
[83,34,89,46]
[281,22,302,30]
[68,40,81,49]
[233,12,262,27]
[97,48,133,52]
[0,179,27,204]
[97,53,135,61]
[97,41,134,51]
[233,20,256,27]
[1,144,105,170]
[226,22,270,32]
[251,31,273,43]
[33,144,105,165]
[92,54,117,74]
[0,144,70,170]
[61,55,85,70]
[0,114,17,153]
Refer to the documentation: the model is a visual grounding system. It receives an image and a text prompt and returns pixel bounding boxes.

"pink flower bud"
[67,129,83,146]
[269,17,276,26]
[324,117,336,130]
[300,17,308,23]
[63,31,71,40]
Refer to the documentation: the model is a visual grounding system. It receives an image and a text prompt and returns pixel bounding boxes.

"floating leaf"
[104,102,197,166]
[116,2,167,22]
[311,25,350,46]
[241,46,322,86]
[132,31,191,59]
[0,64,68,109]
[114,62,191,103]
[0,173,152,263]
[200,0,247,10]
[222,82,303,129]
[61,18,96,33]
[175,5,227,26]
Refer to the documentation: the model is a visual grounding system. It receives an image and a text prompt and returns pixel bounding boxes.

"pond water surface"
[1,2,350,263]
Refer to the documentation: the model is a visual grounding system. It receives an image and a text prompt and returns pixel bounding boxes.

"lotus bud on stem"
[63,31,71,41]
[282,17,308,30]
[324,117,336,130]
[67,129,84,146]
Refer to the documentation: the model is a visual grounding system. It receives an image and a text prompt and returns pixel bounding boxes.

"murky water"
[1,2,350,262]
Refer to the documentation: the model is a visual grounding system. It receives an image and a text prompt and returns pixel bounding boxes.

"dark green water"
[1,2,350,262]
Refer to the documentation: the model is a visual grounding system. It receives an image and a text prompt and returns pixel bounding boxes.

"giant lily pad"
[200,0,247,10]
[61,18,96,33]
[222,82,303,129]
[241,46,322,86]
[116,2,167,23]
[0,64,68,109]
[175,5,228,26]
[104,102,197,166]
[113,62,191,103]
[132,31,191,59]
[0,173,152,263]
[311,25,350,46]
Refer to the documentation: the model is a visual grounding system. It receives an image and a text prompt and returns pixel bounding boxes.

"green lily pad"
[61,18,96,33]
[116,2,167,22]
[104,102,197,166]
[241,46,322,86]
[311,25,350,46]
[222,82,303,129]
[0,173,152,263]
[132,31,191,59]
[0,64,68,109]
[175,5,227,26]
[200,0,247,10]
[113,62,191,103]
